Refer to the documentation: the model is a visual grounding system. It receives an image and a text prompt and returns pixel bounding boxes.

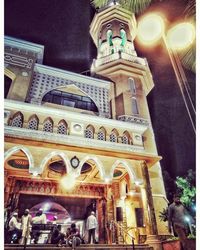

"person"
[38,208,47,224]
[31,209,47,244]
[51,224,65,246]
[4,205,12,243]
[86,211,98,244]
[21,209,32,244]
[66,223,81,250]
[168,194,192,250]
[8,212,22,243]
[52,215,57,225]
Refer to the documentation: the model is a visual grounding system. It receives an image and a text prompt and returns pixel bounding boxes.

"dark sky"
[4,0,196,179]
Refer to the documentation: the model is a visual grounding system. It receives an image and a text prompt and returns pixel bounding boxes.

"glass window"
[132,98,139,114]
[42,90,98,113]
[62,99,75,107]
[128,78,136,94]
[120,29,127,46]
[107,29,113,46]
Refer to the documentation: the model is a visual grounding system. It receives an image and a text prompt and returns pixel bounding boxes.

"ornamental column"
[140,160,162,250]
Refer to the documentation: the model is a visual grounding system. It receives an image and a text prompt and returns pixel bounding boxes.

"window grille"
[110,132,117,142]
[85,128,94,139]
[57,121,67,135]
[27,116,38,130]
[43,119,53,133]
[98,130,106,141]
[122,134,129,144]
[11,113,23,128]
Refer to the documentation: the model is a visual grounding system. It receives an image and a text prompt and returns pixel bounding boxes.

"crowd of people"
[4,208,98,249]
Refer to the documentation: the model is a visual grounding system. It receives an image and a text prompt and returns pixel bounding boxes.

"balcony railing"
[93,51,147,68]
[118,115,149,126]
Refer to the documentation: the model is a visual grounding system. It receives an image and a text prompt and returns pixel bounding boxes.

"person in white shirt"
[21,209,32,244]
[86,211,98,244]
[8,212,22,243]
[32,209,47,243]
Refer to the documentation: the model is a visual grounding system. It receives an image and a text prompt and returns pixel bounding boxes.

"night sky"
[4,0,196,182]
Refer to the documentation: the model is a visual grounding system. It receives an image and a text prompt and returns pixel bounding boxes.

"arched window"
[120,29,127,47]
[4,75,12,98]
[97,127,106,141]
[132,97,139,115]
[122,131,131,144]
[107,29,113,46]
[42,89,98,113]
[85,125,94,139]
[10,112,23,128]
[27,115,39,130]
[110,129,118,142]
[57,120,68,135]
[128,78,136,94]
[43,118,53,133]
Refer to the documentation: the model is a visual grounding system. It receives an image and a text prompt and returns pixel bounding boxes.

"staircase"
[4,243,153,250]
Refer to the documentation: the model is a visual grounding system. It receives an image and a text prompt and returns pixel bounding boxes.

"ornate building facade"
[4,3,168,249]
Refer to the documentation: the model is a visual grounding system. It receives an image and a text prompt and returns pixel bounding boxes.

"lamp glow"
[137,13,165,45]
[105,177,111,183]
[167,22,195,50]
[184,216,190,223]
[32,171,38,177]
[129,190,134,196]
[60,173,76,191]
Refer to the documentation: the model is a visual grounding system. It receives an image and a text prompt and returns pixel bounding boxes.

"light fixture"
[32,171,39,177]
[136,13,165,46]
[60,173,76,191]
[128,190,135,196]
[167,22,195,50]
[105,177,111,183]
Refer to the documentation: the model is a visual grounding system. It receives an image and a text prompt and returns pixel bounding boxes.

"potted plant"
[162,236,181,250]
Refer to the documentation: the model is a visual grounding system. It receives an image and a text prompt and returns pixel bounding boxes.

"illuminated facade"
[4,4,168,249]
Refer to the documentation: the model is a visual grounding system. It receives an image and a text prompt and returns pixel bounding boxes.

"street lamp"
[136,13,196,133]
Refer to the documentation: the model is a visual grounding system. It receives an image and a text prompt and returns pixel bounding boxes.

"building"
[4,3,168,248]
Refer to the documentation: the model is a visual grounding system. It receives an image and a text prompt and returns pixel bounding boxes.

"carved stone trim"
[5,126,145,154]
[15,179,105,198]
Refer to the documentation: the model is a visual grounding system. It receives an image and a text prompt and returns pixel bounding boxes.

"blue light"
[185,216,190,222]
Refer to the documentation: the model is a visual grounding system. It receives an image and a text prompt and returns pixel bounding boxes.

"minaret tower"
[90,3,167,249]
[90,3,154,122]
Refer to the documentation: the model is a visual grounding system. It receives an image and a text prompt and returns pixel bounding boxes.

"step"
[4,243,153,250]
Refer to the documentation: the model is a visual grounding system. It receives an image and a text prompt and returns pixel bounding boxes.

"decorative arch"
[27,114,39,130]
[85,124,95,139]
[110,160,136,182]
[122,130,132,144]
[110,128,119,142]
[97,126,106,141]
[107,29,113,46]
[41,85,100,114]
[57,119,68,135]
[43,117,54,132]
[4,146,34,171]
[4,68,16,98]
[120,28,127,47]
[9,111,24,128]
[77,156,105,180]
[39,151,71,175]
[4,68,16,81]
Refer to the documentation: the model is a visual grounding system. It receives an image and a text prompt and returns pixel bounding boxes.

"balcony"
[118,115,149,126]
[92,51,147,68]
[4,100,151,154]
